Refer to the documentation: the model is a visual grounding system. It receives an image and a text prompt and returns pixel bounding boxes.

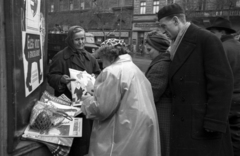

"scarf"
[169,22,191,60]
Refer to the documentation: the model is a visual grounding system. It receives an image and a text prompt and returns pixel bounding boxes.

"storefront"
[132,14,158,53]
[89,31,131,45]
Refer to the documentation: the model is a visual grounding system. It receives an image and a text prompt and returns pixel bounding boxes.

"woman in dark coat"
[145,32,171,156]
[47,26,100,156]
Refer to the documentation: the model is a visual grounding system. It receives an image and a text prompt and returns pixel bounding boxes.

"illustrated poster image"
[22,33,43,96]
[26,0,41,33]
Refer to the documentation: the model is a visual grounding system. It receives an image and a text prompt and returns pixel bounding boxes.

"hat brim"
[206,26,236,34]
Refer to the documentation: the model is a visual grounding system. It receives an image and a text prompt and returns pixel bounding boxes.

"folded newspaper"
[23,117,82,138]
[69,69,95,106]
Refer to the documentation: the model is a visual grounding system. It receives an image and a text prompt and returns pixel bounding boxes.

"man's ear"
[172,16,179,25]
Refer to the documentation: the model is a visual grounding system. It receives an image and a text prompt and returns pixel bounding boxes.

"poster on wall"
[22,33,43,96]
[26,0,41,33]
[22,0,45,97]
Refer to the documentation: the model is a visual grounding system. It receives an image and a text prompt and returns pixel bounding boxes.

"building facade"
[132,0,240,53]
[132,0,167,53]
[48,0,133,44]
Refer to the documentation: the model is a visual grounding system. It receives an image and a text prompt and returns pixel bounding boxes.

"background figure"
[47,26,100,156]
[157,3,234,156]
[207,17,240,156]
[145,31,171,156]
[81,38,161,156]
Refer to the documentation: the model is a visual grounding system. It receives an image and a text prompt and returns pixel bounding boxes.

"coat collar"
[145,52,170,75]
[63,46,90,61]
[169,24,198,79]
[221,35,234,42]
[63,47,91,70]
[150,52,170,67]
[114,54,132,64]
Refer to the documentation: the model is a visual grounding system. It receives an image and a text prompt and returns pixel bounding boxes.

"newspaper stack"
[22,91,83,149]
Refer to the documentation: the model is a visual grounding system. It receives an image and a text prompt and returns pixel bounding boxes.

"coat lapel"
[169,25,197,79]
[63,47,86,70]
[71,55,86,70]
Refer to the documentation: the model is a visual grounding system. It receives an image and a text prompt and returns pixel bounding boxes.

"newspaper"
[69,69,95,106]
[40,91,71,106]
[40,91,82,116]
[23,117,83,138]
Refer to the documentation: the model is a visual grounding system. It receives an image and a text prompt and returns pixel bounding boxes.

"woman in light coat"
[81,38,161,156]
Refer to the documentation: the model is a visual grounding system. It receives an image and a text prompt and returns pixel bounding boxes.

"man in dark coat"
[47,26,100,156]
[207,17,240,156]
[157,4,234,156]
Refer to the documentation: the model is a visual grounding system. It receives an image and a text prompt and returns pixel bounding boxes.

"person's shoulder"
[192,24,213,38]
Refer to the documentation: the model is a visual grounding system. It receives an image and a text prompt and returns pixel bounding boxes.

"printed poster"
[26,0,41,33]
[22,33,43,96]
[22,0,45,97]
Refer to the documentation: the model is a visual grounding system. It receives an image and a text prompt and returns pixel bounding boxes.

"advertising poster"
[26,0,41,33]
[22,0,45,96]
[22,33,43,96]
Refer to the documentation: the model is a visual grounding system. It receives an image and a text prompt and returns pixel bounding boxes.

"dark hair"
[96,45,130,62]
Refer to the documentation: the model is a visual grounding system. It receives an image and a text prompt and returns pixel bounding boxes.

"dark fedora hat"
[206,17,236,34]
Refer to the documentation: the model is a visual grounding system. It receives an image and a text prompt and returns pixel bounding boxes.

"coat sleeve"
[203,34,234,133]
[146,61,170,103]
[81,69,122,121]
[47,55,67,93]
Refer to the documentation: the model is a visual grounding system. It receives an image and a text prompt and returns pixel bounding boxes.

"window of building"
[236,0,240,7]
[153,1,159,13]
[59,0,69,11]
[81,2,85,10]
[140,2,146,14]
[59,0,64,11]
[51,4,54,12]
[73,0,81,10]
[69,0,74,10]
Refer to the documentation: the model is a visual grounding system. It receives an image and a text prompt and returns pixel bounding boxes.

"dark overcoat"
[221,35,240,156]
[169,24,234,156]
[47,46,100,156]
[145,52,171,156]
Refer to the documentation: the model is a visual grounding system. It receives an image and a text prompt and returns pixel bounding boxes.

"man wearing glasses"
[157,3,234,156]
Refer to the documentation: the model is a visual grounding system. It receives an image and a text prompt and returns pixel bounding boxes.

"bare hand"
[60,75,76,84]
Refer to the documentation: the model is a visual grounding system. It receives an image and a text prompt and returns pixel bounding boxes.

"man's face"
[73,31,85,50]
[158,17,179,40]
[209,29,222,39]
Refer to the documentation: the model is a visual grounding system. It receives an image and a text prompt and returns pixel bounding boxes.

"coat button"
[180,77,184,81]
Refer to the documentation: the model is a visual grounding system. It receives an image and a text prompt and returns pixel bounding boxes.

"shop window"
[153,1,159,14]
[140,2,146,14]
